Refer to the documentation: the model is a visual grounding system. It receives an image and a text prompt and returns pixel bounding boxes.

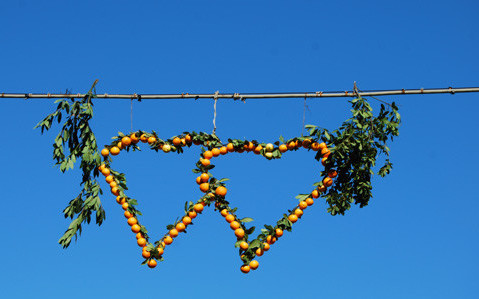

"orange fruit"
[266,235,277,244]
[249,260,259,270]
[193,203,204,213]
[200,173,209,182]
[176,222,186,232]
[287,141,296,150]
[169,229,179,238]
[100,148,109,157]
[234,228,245,238]
[157,247,164,255]
[147,259,157,268]
[184,134,192,143]
[240,241,249,250]
[110,147,120,155]
[306,198,314,206]
[111,187,120,196]
[240,265,250,273]
[201,159,211,167]
[142,250,151,259]
[130,134,139,144]
[105,175,114,183]
[164,236,173,245]
[172,137,181,146]
[195,176,202,185]
[275,228,283,237]
[279,144,288,153]
[188,211,197,219]
[215,186,227,197]
[318,185,327,192]
[319,142,327,149]
[321,147,330,156]
[311,189,319,199]
[256,248,264,256]
[219,146,228,155]
[220,209,228,217]
[140,134,148,143]
[328,170,338,178]
[117,141,124,149]
[121,136,132,146]
[137,238,146,247]
[118,197,126,205]
[225,214,235,223]
[147,136,156,144]
[211,148,220,157]
[101,168,110,176]
[323,177,333,187]
[109,181,117,188]
[311,142,320,151]
[263,243,270,251]
[131,224,141,233]
[288,214,298,223]
[302,139,311,148]
[182,216,192,225]
[199,183,209,193]
[203,151,213,159]
[321,157,328,166]
[294,209,303,217]
[136,232,143,239]
[127,217,138,226]
[226,143,235,152]
[253,145,263,154]
[230,221,240,230]
[122,202,129,210]
[299,201,308,210]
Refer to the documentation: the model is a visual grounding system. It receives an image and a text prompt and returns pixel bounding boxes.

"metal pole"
[1,87,479,100]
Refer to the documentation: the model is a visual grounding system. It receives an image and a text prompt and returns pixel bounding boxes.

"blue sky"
[1,1,478,298]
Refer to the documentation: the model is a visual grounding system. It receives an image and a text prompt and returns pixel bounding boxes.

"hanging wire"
[302,95,306,136]
[130,98,133,132]
[212,91,219,135]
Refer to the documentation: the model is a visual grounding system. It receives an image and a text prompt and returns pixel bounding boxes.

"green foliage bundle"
[34,81,105,248]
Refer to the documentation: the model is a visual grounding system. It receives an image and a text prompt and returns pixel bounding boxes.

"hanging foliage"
[34,81,106,248]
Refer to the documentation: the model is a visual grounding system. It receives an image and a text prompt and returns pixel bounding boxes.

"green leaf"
[240,217,254,223]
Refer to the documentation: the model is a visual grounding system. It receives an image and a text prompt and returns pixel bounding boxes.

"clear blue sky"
[1,1,478,298]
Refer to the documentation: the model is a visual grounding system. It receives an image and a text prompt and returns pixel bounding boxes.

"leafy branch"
[34,80,105,248]
[307,96,400,215]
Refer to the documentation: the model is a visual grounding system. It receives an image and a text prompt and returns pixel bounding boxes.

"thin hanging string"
[212,91,219,135]
[301,95,307,136]
[130,98,133,131]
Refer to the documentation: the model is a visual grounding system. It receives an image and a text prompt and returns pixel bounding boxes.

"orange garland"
[99,131,334,272]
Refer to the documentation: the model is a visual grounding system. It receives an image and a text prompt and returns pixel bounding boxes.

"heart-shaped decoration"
[99,130,336,273]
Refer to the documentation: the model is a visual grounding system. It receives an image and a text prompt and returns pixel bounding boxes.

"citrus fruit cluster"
[99,130,335,272]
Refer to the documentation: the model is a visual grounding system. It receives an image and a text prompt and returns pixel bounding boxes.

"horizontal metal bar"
[1,87,478,100]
